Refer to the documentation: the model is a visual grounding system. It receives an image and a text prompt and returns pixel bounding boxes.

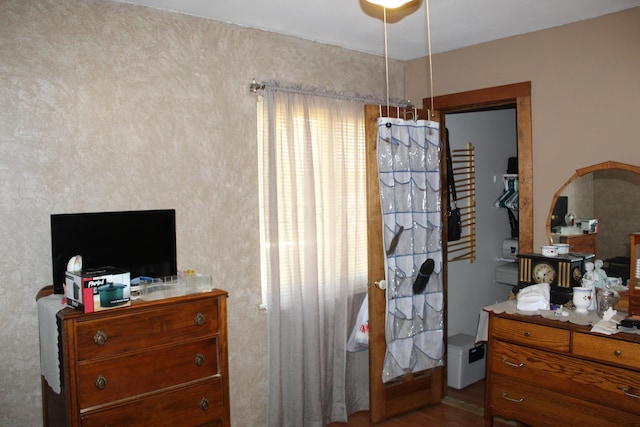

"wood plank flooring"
[328,380,514,426]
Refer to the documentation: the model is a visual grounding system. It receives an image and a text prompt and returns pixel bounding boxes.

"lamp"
[366,0,413,8]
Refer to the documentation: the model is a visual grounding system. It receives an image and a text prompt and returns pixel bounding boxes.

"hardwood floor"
[446,378,485,409]
[328,380,513,426]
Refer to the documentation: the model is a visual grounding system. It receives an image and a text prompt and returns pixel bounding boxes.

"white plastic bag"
[347,296,369,352]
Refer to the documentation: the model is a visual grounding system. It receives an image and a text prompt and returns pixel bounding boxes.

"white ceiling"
[116,0,640,60]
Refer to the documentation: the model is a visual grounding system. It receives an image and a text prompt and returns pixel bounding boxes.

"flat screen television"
[50,209,177,294]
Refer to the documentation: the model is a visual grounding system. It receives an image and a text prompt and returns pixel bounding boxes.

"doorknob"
[375,280,387,290]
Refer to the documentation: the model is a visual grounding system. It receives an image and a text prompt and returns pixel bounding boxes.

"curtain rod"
[249,79,411,108]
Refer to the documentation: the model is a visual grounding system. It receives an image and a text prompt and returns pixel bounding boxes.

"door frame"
[366,82,533,422]
[427,81,534,253]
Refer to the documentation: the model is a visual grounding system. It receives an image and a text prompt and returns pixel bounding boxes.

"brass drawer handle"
[523,331,531,337]
[200,397,210,411]
[93,330,108,346]
[619,387,640,399]
[501,357,525,368]
[614,349,622,357]
[194,312,205,326]
[194,353,205,367]
[502,392,525,403]
[95,374,108,391]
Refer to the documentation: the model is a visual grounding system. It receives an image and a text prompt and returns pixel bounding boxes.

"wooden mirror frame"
[545,160,640,244]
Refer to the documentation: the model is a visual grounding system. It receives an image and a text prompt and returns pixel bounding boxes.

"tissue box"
[65,267,131,313]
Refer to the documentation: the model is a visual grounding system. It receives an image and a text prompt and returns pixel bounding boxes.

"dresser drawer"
[492,340,640,415]
[489,376,640,427]
[78,337,219,409]
[491,316,570,351]
[80,377,226,427]
[560,233,596,253]
[74,298,220,361]
[573,332,640,370]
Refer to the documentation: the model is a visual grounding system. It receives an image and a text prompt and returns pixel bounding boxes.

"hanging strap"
[445,128,457,209]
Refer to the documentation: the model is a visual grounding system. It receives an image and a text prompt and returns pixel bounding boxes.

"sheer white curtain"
[257,87,368,426]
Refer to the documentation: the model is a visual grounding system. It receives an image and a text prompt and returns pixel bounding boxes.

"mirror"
[547,161,640,281]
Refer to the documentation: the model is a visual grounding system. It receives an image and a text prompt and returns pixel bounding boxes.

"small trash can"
[447,333,486,389]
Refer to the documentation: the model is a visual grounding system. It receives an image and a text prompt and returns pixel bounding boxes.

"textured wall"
[0,1,404,425]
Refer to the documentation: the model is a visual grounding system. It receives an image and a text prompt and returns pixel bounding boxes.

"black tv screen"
[50,209,177,294]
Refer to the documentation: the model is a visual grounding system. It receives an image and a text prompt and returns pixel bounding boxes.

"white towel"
[516,283,550,311]
[476,309,490,343]
[38,294,66,394]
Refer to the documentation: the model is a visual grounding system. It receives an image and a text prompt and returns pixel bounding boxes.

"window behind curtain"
[256,94,368,309]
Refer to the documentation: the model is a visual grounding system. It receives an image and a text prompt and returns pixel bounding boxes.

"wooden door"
[365,105,446,423]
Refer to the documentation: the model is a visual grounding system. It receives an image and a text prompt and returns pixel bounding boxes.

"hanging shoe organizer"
[376,117,444,384]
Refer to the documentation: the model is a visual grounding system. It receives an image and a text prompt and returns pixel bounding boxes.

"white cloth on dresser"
[37,294,66,394]
[476,299,637,343]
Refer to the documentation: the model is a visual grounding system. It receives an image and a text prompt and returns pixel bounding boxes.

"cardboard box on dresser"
[65,267,131,313]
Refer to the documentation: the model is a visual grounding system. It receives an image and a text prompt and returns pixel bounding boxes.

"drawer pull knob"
[619,387,640,399]
[502,392,525,403]
[501,357,525,368]
[523,331,531,337]
[614,349,622,357]
[93,330,108,346]
[95,375,108,391]
[200,397,210,411]
[194,353,205,366]
[194,312,206,326]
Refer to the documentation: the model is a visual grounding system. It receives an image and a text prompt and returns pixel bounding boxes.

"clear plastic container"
[138,274,213,301]
[182,273,213,294]
[139,276,182,301]
[597,287,620,318]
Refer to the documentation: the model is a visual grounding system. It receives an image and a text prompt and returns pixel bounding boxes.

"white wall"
[445,109,516,338]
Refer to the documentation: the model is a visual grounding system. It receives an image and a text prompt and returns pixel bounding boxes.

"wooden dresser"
[39,288,230,427]
[559,233,597,255]
[485,311,640,427]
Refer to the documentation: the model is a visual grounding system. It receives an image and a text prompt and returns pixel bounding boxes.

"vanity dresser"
[37,286,230,427]
[485,310,640,427]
